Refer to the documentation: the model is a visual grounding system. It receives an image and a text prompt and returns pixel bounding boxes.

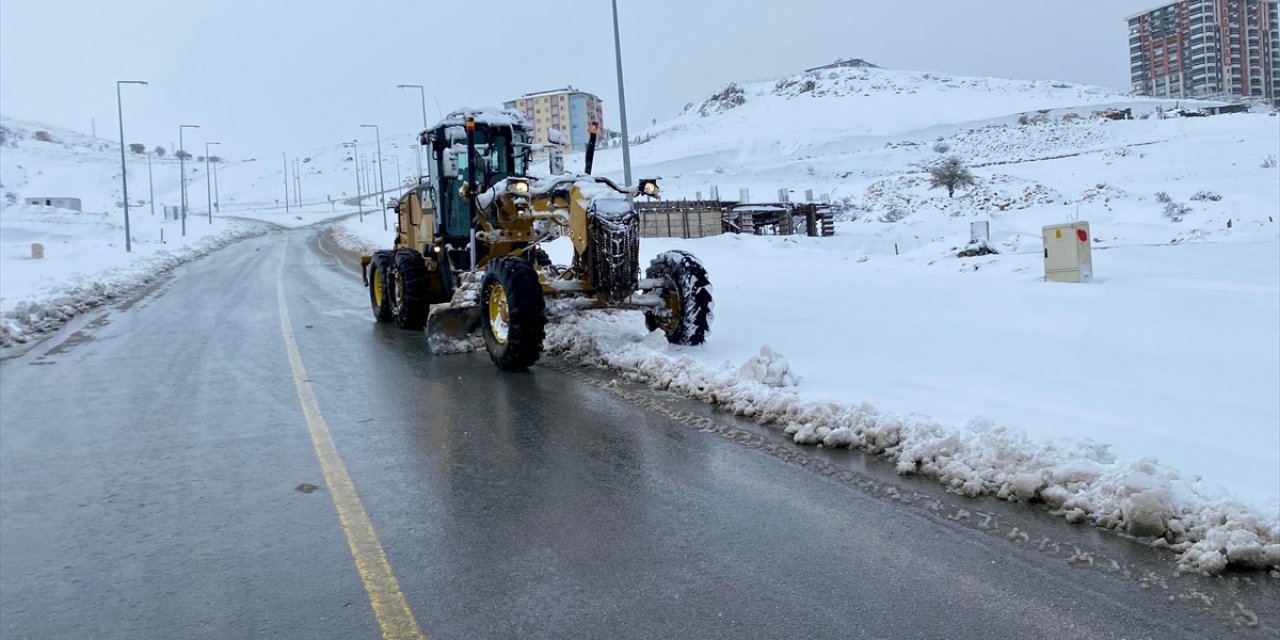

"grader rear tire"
[644,250,713,345]
[391,250,430,330]
[480,257,546,371]
[369,252,393,323]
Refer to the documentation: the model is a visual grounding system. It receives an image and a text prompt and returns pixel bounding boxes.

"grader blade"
[425,304,483,355]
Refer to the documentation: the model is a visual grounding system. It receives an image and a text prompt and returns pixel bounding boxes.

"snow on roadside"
[330,216,388,255]
[0,208,261,348]
[544,310,1279,574]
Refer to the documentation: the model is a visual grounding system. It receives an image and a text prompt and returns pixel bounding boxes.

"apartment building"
[504,87,604,151]
[1127,0,1279,104]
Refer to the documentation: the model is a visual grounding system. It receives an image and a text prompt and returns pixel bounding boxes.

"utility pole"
[361,124,387,230]
[397,84,429,183]
[212,156,220,212]
[282,152,290,213]
[147,151,155,216]
[611,0,633,186]
[116,80,147,252]
[391,156,401,189]
[179,124,200,237]
[205,141,220,223]
[344,141,363,222]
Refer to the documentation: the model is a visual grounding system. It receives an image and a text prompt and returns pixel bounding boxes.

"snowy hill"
[609,65,1149,171]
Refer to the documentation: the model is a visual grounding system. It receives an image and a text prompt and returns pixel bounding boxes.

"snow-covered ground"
[339,66,1280,573]
[0,114,406,346]
[6,63,1279,572]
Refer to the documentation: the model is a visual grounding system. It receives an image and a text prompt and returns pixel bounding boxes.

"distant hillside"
[619,65,1151,167]
[0,114,422,216]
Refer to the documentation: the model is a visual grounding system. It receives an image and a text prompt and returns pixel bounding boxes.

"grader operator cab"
[362,108,713,371]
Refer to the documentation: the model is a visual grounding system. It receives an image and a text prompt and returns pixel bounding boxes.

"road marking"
[276,247,427,640]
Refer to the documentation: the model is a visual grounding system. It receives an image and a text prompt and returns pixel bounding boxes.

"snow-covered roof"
[427,108,530,134]
[510,87,601,101]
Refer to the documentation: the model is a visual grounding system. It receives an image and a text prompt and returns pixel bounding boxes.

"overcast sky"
[1,0,1160,159]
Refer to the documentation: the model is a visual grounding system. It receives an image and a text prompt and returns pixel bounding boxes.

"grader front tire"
[644,250,713,346]
[480,257,546,371]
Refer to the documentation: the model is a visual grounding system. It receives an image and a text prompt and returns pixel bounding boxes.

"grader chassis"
[362,108,713,371]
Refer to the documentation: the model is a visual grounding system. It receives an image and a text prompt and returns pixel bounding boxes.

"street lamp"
[205,142,220,223]
[281,152,290,213]
[611,0,633,187]
[212,154,220,214]
[391,156,401,189]
[397,84,428,182]
[342,142,363,222]
[360,124,387,230]
[178,124,200,237]
[146,149,155,217]
[116,80,147,252]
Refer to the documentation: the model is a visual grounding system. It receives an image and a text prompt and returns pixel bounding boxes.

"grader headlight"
[639,179,660,197]
[508,178,530,195]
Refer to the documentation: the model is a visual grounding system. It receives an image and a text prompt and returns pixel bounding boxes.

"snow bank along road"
[1,226,1277,640]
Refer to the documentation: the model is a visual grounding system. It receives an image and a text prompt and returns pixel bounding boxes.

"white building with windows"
[24,196,82,211]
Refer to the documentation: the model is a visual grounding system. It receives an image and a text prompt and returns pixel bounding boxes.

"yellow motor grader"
[361,108,712,371]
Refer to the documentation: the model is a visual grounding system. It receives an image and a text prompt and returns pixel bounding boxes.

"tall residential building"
[1127,0,1279,104]
[504,87,604,151]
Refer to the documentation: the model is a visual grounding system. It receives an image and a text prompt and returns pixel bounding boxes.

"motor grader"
[361,108,713,371]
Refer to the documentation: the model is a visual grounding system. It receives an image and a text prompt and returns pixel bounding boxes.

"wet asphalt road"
[1,226,1277,640]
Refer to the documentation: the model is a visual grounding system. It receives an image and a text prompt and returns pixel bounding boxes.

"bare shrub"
[928,157,976,198]
[878,208,907,223]
[1190,191,1221,202]
[1154,191,1172,203]
[1163,201,1192,222]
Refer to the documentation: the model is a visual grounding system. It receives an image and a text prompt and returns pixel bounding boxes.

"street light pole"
[212,155,220,213]
[282,152,290,213]
[361,124,387,230]
[116,80,147,252]
[392,156,401,189]
[147,150,155,216]
[205,141,220,223]
[611,0,633,187]
[179,124,200,237]
[343,142,363,222]
[295,158,302,208]
[397,84,429,184]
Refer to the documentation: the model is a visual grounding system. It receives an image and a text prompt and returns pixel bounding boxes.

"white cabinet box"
[1043,222,1093,283]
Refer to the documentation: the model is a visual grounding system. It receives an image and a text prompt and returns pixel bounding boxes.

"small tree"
[175,150,191,160]
[154,146,166,157]
[129,143,146,154]
[208,155,221,163]
[928,157,975,198]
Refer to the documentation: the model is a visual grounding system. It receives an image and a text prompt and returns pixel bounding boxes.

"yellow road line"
[276,248,427,640]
